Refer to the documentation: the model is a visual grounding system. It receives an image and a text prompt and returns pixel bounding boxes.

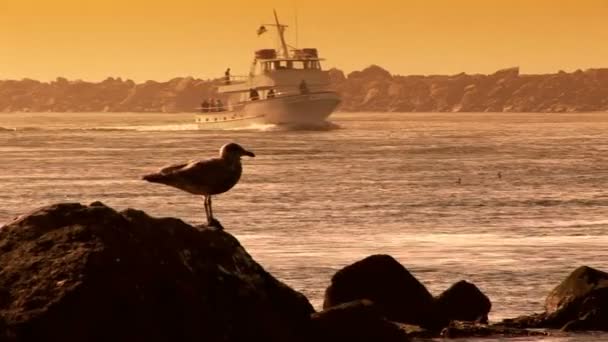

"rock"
[327,68,346,84]
[557,286,608,331]
[434,280,491,324]
[323,254,435,328]
[546,266,608,313]
[0,202,313,342]
[440,321,550,339]
[347,65,393,81]
[310,299,409,342]
[502,266,608,332]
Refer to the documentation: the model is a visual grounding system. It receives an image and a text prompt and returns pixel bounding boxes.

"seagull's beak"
[243,150,255,157]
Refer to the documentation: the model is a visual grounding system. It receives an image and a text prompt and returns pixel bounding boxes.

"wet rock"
[546,266,608,313]
[502,266,608,332]
[323,254,435,328]
[558,287,608,331]
[0,202,313,342]
[435,280,492,324]
[310,299,409,342]
[440,321,550,339]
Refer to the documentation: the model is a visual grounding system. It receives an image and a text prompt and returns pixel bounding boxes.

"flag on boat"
[257,25,267,36]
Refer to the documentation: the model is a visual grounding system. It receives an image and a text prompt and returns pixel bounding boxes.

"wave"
[0,121,341,133]
[253,121,342,132]
[0,125,200,133]
[106,124,200,132]
[0,126,43,132]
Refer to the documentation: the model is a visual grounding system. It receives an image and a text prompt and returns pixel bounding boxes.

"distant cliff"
[330,66,608,113]
[1,66,608,113]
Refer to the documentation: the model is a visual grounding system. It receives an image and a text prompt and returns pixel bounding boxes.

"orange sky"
[2,0,607,81]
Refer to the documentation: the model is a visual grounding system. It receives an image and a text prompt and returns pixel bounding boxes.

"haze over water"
[1,112,607,341]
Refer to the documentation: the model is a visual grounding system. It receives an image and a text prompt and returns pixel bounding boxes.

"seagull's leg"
[207,196,224,230]
[203,195,211,224]
[208,196,214,221]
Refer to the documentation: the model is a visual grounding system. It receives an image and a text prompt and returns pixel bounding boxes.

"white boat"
[195,10,340,129]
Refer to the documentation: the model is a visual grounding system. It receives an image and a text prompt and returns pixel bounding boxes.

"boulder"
[310,299,408,342]
[502,266,608,332]
[323,254,435,328]
[560,287,608,331]
[546,266,608,313]
[434,280,491,324]
[0,202,314,342]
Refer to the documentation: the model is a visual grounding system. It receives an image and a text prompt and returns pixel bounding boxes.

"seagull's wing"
[158,160,193,174]
[143,157,240,195]
[142,160,194,182]
[170,158,241,194]
[171,158,229,183]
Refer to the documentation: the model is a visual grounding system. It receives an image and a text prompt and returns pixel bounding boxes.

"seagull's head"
[220,143,255,160]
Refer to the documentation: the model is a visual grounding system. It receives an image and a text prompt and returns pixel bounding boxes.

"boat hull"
[195,91,340,129]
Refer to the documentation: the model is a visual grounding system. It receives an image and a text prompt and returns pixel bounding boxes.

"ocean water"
[1,112,607,341]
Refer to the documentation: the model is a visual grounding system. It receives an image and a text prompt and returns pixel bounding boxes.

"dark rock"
[500,312,548,329]
[434,280,492,324]
[546,266,608,314]
[502,266,608,332]
[559,287,608,331]
[323,254,435,328]
[440,321,550,339]
[310,299,409,342]
[0,202,314,342]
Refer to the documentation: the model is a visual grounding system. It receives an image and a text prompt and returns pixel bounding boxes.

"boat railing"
[253,88,333,99]
[222,75,250,85]
[198,102,247,113]
[197,89,335,113]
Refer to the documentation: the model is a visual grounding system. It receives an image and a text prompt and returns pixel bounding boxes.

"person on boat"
[249,88,260,101]
[224,68,231,85]
[267,89,275,98]
[201,99,209,113]
[299,80,309,94]
[217,99,224,112]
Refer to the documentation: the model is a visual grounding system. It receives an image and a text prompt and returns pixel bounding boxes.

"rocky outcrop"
[2,201,608,341]
[435,280,492,324]
[2,66,607,112]
[0,77,222,113]
[546,266,608,313]
[0,202,313,342]
[502,266,608,332]
[332,66,608,113]
[323,254,436,328]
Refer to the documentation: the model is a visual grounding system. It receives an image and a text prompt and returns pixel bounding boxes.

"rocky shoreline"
[1,66,607,113]
[1,202,607,341]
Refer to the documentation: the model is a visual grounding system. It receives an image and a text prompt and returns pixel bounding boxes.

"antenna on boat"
[273,9,290,58]
[295,7,299,48]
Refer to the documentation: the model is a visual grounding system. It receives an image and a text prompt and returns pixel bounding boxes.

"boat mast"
[273,9,290,58]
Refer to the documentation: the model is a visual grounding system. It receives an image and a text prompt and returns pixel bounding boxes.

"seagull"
[142,143,255,229]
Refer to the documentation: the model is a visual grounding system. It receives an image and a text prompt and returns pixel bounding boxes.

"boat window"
[264,60,321,71]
